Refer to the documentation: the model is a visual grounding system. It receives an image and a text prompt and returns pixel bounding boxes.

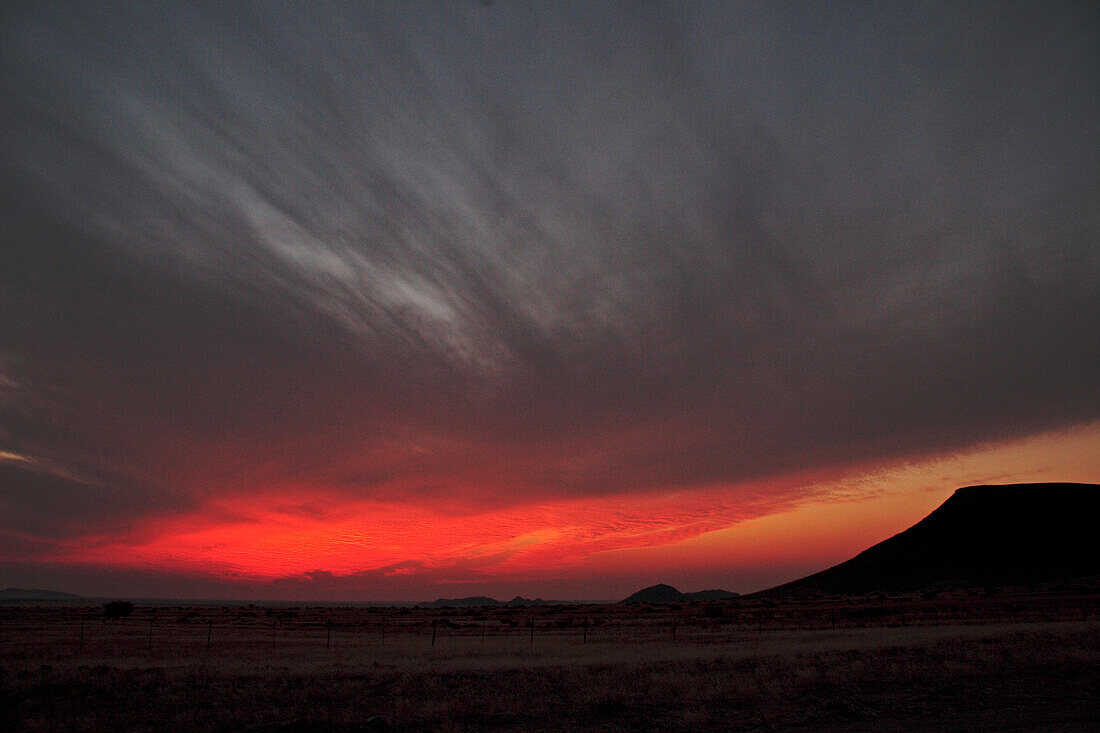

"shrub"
[103,601,134,619]
[703,603,731,621]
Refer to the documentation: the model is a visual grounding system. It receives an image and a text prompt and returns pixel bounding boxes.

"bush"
[704,603,731,622]
[103,601,134,618]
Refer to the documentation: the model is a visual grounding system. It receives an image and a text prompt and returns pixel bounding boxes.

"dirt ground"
[2,592,1096,731]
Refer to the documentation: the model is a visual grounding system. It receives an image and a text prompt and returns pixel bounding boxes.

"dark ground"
[2,590,1097,731]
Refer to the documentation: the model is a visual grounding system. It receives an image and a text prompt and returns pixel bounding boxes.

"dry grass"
[2,592,1097,731]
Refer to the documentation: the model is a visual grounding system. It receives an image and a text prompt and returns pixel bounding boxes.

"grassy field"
[2,590,1097,731]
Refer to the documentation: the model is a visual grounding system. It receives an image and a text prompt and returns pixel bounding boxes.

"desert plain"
[2,587,1096,731]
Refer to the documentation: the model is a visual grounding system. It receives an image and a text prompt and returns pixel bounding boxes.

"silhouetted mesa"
[621,583,739,604]
[757,483,1100,597]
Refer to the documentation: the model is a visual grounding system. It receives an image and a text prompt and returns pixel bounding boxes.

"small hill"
[0,588,84,601]
[622,583,739,604]
[758,482,1099,597]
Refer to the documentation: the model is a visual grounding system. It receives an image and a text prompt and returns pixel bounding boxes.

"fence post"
[206,620,212,651]
[583,616,588,644]
[326,620,332,650]
[148,617,154,650]
[431,619,437,647]
[272,619,277,649]
[529,618,534,644]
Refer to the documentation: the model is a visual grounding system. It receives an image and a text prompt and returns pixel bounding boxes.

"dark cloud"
[1,2,1097,546]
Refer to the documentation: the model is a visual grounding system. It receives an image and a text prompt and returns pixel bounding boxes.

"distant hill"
[622,584,739,604]
[757,482,1100,597]
[420,596,502,607]
[420,596,554,608]
[504,596,551,607]
[0,587,84,601]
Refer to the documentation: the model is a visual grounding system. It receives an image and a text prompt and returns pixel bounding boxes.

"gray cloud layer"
[2,1,1098,539]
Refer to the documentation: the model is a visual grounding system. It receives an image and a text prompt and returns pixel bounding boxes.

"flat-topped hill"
[757,482,1099,596]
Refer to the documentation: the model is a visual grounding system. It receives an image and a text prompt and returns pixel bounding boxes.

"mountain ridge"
[0,587,85,601]
[419,595,559,608]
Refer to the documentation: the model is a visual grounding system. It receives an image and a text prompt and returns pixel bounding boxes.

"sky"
[1,1,1098,602]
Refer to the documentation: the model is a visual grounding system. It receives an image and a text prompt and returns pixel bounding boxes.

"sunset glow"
[8,422,1096,600]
